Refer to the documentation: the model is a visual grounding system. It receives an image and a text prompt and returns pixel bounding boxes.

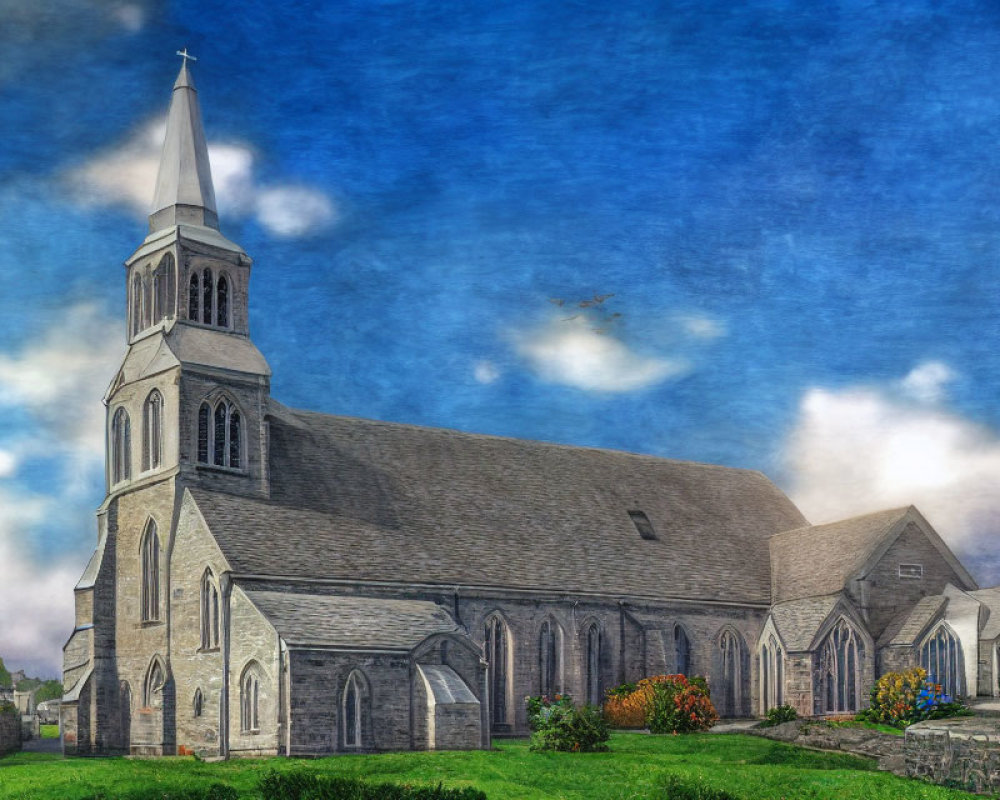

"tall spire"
[149,52,219,232]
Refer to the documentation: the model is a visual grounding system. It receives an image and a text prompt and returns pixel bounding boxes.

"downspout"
[618,601,627,685]
[220,572,233,759]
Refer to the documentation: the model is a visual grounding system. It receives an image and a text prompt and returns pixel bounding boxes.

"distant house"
[36,700,60,725]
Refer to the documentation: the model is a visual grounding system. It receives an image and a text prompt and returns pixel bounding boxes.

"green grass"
[39,725,59,740]
[819,719,905,736]
[0,733,983,800]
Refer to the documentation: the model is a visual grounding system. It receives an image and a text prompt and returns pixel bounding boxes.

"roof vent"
[628,510,657,541]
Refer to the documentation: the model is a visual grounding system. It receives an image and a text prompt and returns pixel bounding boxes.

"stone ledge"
[905,718,1000,794]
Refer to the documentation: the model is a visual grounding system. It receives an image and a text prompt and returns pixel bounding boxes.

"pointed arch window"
[131,273,143,337]
[197,398,243,469]
[717,628,748,718]
[240,663,261,732]
[140,520,160,622]
[539,619,561,697]
[216,274,229,328]
[143,658,165,708]
[193,688,203,718]
[343,671,369,749]
[674,625,691,676]
[585,622,602,706]
[760,634,784,713]
[200,569,220,650]
[920,624,963,699]
[202,268,213,325]
[111,407,131,484]
[189,272,200,321]
[820,618,865,713]
[142,390,163,471]
[152,253,175,323]
[485,615,510,728]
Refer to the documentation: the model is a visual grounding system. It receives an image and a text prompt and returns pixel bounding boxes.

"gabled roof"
[878,595,947,647]
[768,595,841,651]
[770,506,977,603]
[242,590,458,650]
[191,402,808,604]
[971,586,1000,640]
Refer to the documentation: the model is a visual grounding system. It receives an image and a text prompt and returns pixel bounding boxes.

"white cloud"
[674,313,727,341]
[112,4,145,32]
[513,317,688,392]
[900,360,956,403]
[474,360,500,384]
[255,186,337,238]
[0,488,80,678]
[0,450,16,479]
[66,116,336,238]
[0,303,122,469]
[782,368,1000,584]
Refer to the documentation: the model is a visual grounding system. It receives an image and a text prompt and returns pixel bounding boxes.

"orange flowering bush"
[603,675,718,733]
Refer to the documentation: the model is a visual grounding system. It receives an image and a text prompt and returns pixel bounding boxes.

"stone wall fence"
[0,705,21,755]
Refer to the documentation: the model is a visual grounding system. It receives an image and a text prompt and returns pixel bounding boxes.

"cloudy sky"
[3,0,1000,676]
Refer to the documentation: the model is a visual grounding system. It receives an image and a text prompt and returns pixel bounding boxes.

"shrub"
[259,771,487,800]
[857,667,969,728]
[655,774,743,800]
[524,694,610,752]
[758,704,798,727]
[604,675,717,733]
[645,675,718,734]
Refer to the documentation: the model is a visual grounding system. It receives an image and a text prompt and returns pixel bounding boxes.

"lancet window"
[539,619,561,697]
[142,390,163,471]
[240,664,260,732]
[718,628,748,718]
[585,622,602,706]
[197,397,242,469]
[920,624,963,699]
[820,618,865,713]
[760,633,784,712]
[111,407,131,484]
[187,267,232,329]
[140,519,160,622]
[485,614,510,728]
[200,569,220,650]
[675,625,691,676]
[343,671,369,749]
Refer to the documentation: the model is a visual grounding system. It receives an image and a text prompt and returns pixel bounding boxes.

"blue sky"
[3,0,1000,675]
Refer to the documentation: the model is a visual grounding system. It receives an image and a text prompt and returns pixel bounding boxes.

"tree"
[35,680,63,703]
[0,659,11,689]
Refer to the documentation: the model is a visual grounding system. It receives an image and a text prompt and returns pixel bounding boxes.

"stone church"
[62,60,1000,757]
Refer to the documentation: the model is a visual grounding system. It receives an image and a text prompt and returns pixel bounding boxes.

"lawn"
[39,725,59,740]
[0,733,981,800]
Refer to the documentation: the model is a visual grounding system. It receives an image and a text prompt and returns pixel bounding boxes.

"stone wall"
[0,709,20,755]
[905,717,1000,793]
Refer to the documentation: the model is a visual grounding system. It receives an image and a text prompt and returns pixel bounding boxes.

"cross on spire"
[176,47,197,63]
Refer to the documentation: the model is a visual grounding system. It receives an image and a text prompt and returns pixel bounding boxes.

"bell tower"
[109,52,271,499]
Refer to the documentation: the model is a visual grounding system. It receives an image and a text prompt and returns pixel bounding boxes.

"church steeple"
[149,51,219,232]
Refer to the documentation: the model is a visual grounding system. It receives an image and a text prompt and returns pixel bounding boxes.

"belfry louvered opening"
[628,509,657,540]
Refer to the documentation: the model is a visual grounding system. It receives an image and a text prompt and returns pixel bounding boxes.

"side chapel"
[61,59,1000,756]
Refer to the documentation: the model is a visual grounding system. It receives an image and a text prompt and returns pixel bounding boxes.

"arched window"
[585,622,602,706]
[152,254,174,323]
[198,398,243,469]
[142,390,163,472]
[201,268,213,325]
[140,520,160,622]
[111,407,131,484]
[760,633,784,713]
[141,273,152,329]
[119,681,132,750]
[920,624,964,699]
[342,671,369,749]
[539,619,561,697]
[484,614,510,729]
[189,271,199,321]
[216,274,229,328]
[143,658,165,708]
[131,273,143,336]
[240,664,260,732]
[820,618,865,713]
[717,628,749,718]
[674,625,691,676]
[193,688,203,718]
[200,569,220,650]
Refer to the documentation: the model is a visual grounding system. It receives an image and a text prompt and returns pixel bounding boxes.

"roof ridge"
[771,505,911,539]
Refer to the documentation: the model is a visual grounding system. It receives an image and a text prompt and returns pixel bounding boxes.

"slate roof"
[769,595,841,650]
[970,587,1000,640]
[878,595,947,647]
[191,401,809,605]
[770,508,911,603]
[241,590,458,650]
